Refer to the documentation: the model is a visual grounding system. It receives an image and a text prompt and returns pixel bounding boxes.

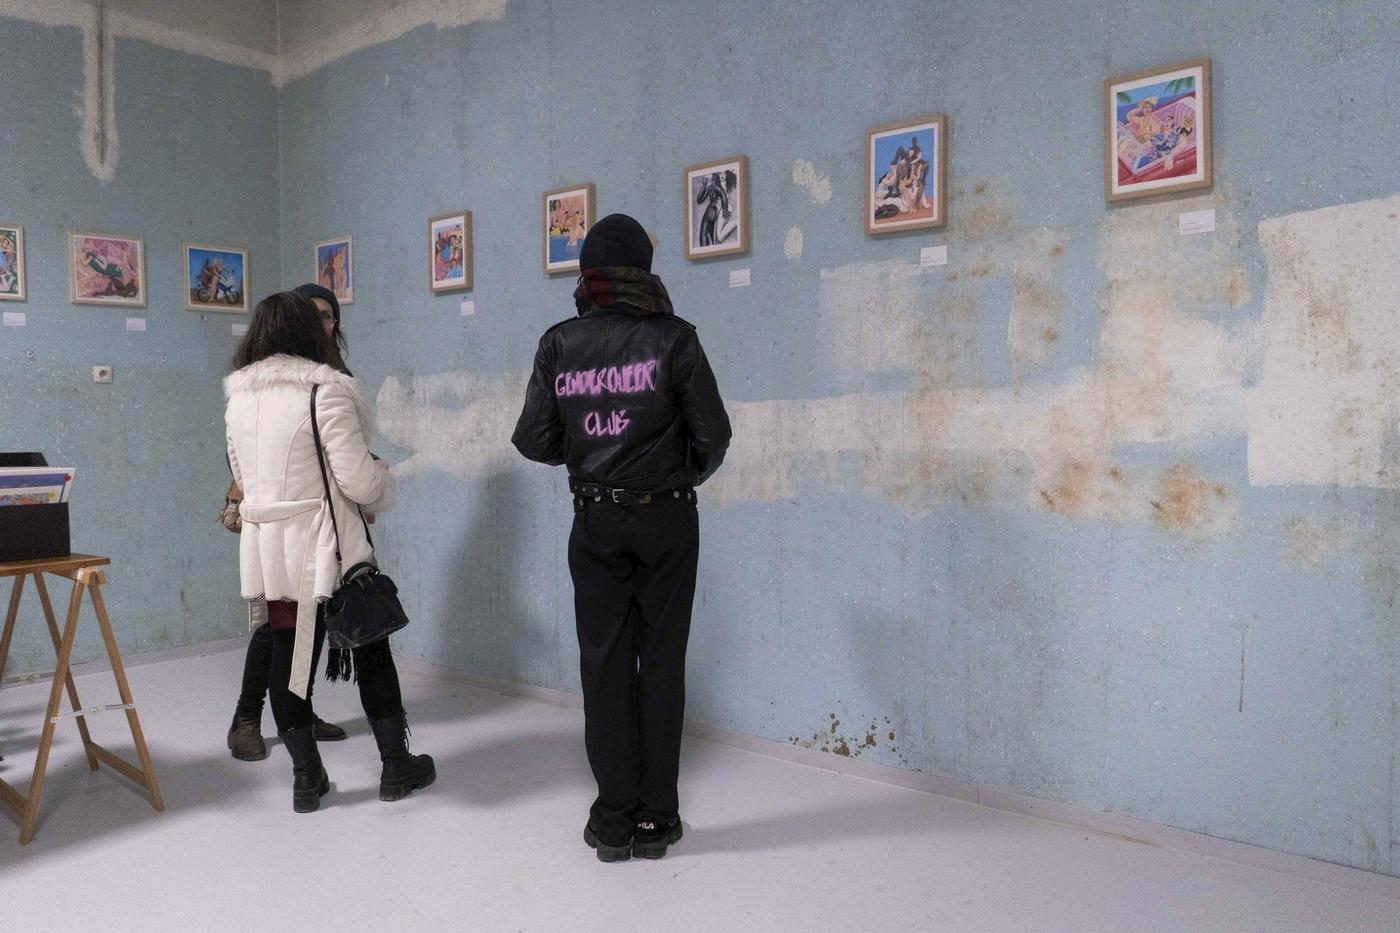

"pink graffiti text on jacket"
[555,360,658,398]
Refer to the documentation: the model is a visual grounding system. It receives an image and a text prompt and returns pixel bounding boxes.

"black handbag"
[310,385,409,650]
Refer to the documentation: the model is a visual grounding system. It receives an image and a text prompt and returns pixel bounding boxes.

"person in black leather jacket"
[512,213,731,863]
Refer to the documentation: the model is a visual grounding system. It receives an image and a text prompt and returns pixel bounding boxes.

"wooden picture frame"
[183,243,249,313]
[314,236,354,305]
[0,224,25,302]
[69,231,146,308]
[1104,58,1212,203]
[864,115,948,235]
[684,155,750,261]
[428,211,473,294]
[543,183,596,275]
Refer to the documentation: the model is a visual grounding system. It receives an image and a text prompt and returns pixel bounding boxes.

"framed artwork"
[69,232,145,307]
[1104,58,1212,202]
[429,211,472,293]
[684,156,750,261]
[184,244,249,313]
[314,236,353,305]
[865,115,947,235]
[0,224,24,301]
[543,183,595,275]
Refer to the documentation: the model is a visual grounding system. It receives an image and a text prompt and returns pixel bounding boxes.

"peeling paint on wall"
[1007,229,1067,369]
[708,192,1247,535]
[791,159,832,204]
[784,225,804,260]
[372,193,1397,545]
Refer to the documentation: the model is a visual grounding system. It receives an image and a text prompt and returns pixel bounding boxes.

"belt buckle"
[610,489,625,504]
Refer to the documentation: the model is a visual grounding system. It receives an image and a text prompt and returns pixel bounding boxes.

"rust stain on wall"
[1287,517,1350,567]
[1150,464,1229,533]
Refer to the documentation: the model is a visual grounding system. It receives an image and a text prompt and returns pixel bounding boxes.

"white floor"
[0,648,1396,932]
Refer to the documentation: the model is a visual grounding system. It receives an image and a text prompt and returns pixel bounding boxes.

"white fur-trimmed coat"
[224,354,394,698]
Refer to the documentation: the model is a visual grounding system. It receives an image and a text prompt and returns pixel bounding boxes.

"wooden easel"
[0,554,164,844]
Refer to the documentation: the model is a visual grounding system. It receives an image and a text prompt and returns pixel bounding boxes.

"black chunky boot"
[584,823,633,863]
[279,725,330,813]
[369,712,435,802]
[632,817,683,859]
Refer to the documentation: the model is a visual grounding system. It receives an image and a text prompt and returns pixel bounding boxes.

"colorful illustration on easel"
[185,244,249,313]
[69,232,146,307]
[315,236,354,304]
[0,224,24,301]
[1105,59,1212,202]
[429,212,472,293]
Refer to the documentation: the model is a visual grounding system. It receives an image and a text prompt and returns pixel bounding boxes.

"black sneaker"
[631,817,683,859]
[583,823,632,863]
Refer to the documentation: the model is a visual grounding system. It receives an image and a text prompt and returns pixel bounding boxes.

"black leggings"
[235,621,333,723]
[267,626,404,732]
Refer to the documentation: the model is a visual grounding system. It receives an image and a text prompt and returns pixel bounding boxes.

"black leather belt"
[570,479,695,508]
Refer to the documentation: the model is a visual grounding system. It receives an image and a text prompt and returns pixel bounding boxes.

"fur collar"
[224,354,371,432]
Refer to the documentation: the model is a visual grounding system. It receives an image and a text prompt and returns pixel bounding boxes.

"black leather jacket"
[512,306,731,491]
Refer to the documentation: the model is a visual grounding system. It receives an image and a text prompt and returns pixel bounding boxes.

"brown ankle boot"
[312,716,347,741]
[227,716,268,761]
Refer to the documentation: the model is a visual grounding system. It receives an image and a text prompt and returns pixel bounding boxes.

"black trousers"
[265,609,406,733]
[569,491,699,846]
[234,621,328,723]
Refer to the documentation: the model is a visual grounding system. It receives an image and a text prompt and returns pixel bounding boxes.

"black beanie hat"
[293,282,340,327]
[579,214,654,273]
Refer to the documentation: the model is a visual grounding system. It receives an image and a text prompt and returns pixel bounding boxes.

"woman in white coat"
[224,291,434,813]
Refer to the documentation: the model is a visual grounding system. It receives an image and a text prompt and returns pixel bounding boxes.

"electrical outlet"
[93,365,113,384]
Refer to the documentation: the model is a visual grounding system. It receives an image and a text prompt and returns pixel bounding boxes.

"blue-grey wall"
[277,0,1400,877]
[2,0,1396,882]
[0,20,277,675]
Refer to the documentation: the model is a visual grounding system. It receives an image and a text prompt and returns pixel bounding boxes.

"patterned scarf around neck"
[574,266,674,317]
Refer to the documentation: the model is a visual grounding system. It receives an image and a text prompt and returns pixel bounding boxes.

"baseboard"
[395,658,1400,901]
[0,635,247,689]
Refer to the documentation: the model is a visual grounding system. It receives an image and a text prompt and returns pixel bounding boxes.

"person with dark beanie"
[225,282,351,761]
[512,214,731,861]
[225,291,434,812]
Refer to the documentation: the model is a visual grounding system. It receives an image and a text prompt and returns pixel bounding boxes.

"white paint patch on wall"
[1,0,512,87]
[0,2,279,71]
[78,8,119,183]
[369,193,1400,533]
[784,226,804,260]
[1248,195,1400,487]
[274,0,512,86]
[710,192,1250,534]
[792,160,832,204]
[377,370,526,478]
[2,0,280,181]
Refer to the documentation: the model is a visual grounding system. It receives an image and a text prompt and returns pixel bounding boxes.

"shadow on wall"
[432,469,557,685]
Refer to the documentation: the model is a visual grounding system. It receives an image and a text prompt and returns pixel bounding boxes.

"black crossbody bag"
[310,385,409,650]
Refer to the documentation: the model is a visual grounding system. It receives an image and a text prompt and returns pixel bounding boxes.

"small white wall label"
[920,245,948,267]
[1178,209,1216,236]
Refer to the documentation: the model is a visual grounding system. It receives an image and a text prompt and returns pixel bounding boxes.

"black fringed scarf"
[326,647,355,683]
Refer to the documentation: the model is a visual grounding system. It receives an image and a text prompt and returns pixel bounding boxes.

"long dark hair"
[230,291,339,371]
